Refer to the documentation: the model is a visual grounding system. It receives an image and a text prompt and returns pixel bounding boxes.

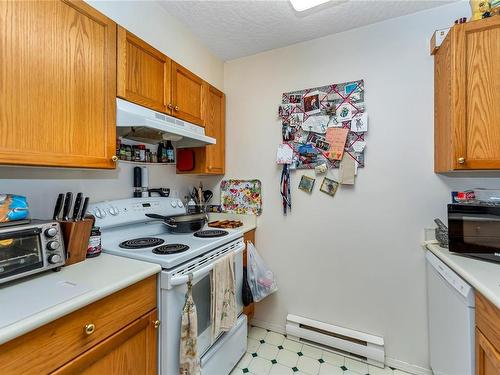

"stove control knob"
[108,207,119,216]
[177,200,184,208]
[48,254,62,264]
[94,208,105,218]
[44,227,58,238]
[46,241,60,251]
[170,201,177,208]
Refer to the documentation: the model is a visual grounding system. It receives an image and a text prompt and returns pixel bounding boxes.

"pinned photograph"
[282,122,296,141]
[306,132,320,145]
[288,94,302,104]
[344,82,358,95]
[320,177,339,197]
[278,104,293,118]
[335,102,353,121]
[276,143,293,164]
[315,139,330,152]
[350,113,368,132]
[314,163,327,174]
[298,175,315,193]
[289,112,304,127]
[303,91,321,115]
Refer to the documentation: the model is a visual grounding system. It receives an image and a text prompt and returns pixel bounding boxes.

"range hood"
[116,98,216,148]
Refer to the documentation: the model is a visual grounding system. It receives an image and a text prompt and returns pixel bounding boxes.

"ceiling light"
[290,0,330,12]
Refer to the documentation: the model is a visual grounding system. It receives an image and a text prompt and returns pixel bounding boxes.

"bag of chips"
[0,194,29,222]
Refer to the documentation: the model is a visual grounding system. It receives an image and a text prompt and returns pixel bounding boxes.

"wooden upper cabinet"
[117,26,172,114]
[171,62,205,126]
[0,0,117,169]
[176,82,225,175]
[204,83,225,173]
[434,17,500,172]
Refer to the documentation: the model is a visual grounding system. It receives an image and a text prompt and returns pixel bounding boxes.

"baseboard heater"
[286,314,385,368]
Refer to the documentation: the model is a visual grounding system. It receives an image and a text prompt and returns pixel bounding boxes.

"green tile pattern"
[233,325,414,375]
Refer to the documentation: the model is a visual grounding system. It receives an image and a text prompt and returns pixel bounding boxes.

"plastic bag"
[246,242,278,302]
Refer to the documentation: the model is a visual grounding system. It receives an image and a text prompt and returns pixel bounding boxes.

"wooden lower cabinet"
[475,292,500,375]
[52,309,158,375]
[243,229,256,320]
[0,276,158,375]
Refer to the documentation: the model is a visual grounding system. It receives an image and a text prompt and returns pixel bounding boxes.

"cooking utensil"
[203,190,213,205]
[52,193,64,220]
[147,188,170,197]
[145,213,208,233]
[62,192,73,221]
[79,197,90,221]
[72,193,83,221]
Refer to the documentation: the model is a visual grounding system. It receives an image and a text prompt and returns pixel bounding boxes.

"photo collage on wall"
[277,80,368,209]
[278,80,367,171]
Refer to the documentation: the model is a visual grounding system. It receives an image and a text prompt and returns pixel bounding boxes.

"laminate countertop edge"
[0,253,161,345]
[423,240,500,308]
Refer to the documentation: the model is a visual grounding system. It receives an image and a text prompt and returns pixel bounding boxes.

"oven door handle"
[169,242,246,287]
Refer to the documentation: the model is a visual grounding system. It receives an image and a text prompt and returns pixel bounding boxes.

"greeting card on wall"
[278,80,367,171]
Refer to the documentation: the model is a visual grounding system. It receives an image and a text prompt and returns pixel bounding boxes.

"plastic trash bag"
[246,242,278,302]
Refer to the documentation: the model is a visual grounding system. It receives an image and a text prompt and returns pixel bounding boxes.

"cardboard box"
[430,27,451,55]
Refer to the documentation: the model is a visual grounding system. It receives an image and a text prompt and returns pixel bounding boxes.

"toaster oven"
[0,220,66,284]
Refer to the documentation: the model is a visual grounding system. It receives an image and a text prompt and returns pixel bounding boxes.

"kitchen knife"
[72,192,83,221]
[52,193,64,220]
[62,192,73,221]
[79,197,90,221]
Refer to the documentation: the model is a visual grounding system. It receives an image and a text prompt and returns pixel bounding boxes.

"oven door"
[0,227,44,282]
[160,241,244,375]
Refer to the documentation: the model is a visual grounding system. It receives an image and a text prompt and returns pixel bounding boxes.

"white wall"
[0,0,224,218]
[224,2,499,372]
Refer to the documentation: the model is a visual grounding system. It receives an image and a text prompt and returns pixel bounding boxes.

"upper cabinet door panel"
[204,84,225,173]
[171,62,204,126]
[117,27,171,113]
[460,20,500,168]
[0,0,117,168]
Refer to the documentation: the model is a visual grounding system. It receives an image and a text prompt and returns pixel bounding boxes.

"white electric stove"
[89,197,247,375]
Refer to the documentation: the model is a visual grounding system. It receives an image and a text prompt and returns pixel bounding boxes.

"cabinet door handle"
[167,103,173,110]
[84,323,96,335]
[111,155,118,162]
[153,320,160,329]
[458,157,465,164]
[174,106,179,112]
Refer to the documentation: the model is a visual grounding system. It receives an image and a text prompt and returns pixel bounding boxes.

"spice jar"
[86,226,102,258]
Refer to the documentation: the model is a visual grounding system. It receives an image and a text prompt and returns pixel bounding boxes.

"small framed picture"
[282,122,296,141]
[320,177,339,197]
[298,175,315,193]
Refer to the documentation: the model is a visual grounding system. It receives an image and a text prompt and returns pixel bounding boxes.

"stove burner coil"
[193,230,229,238]
[119,237,165,249]
[152,244,190,255]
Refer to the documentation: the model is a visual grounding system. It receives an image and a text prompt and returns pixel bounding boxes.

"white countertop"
[424,241,500,308]
[0,253,161,345]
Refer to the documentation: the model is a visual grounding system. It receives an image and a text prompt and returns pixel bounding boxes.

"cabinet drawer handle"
[153,320,160,329]
[111,155,118,162]
[167,103,173,110]
[84,323,96,335]
[458,157,465,164]
[174,105,179,111]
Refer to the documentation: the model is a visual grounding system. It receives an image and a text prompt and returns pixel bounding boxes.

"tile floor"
[231,326,413,375]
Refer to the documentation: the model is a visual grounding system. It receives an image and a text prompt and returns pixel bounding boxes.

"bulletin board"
[278,80,367,170]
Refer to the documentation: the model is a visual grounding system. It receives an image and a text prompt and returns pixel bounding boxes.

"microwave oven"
[0,220,66,284]
[448,203,500,263]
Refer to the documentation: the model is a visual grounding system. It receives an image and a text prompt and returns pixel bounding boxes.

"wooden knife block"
[59,219,93,266]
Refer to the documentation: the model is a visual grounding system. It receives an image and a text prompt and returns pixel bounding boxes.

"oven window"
[192,273,211,337]
[0,231,44,280]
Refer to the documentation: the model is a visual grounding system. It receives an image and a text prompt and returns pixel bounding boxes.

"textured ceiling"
[159,0,453,61]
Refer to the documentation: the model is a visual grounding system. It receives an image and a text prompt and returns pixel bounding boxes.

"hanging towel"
[179,279,200,375]
[211,252,237,340]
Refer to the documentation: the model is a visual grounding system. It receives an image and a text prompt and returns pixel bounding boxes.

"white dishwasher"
[426,251,475,375]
